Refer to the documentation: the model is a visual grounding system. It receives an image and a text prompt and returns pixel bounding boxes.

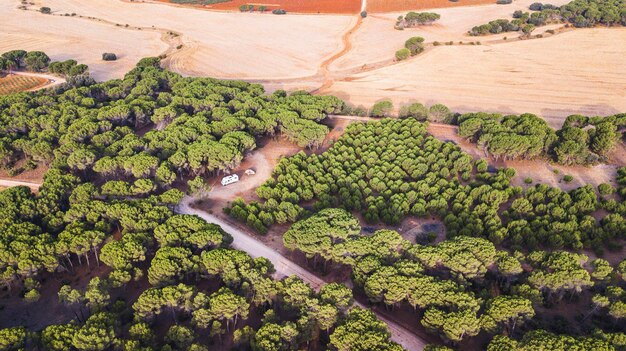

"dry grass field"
[0,1,167,81]
[331,0,572,71]
[181,0,362,14]
[326,28,626,129]
[1,0,624,129]
[0,74,48,95]
[368,0,495,13]
[30,0,354,79]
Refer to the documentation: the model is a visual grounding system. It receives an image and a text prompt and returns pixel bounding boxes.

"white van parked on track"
[221,174,239,186]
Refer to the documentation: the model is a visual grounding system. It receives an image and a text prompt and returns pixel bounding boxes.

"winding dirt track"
[178,196,428,351]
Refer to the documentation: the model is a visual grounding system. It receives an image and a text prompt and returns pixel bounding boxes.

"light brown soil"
[161,0,362,14]
[327,28,626,129]
[0,1,168,81]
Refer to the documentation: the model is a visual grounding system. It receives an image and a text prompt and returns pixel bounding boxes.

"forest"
[227,118,626,251]
[0,62,406,350]
[281,208,626,349]
[0,57,625,350]
[228,118,626,348]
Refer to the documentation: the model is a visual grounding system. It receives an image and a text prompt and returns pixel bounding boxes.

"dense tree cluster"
[228,118,626,251]
[395,12,441,29]
[280,209,626,347]
[0,50,50,73]
[469,0,626,35]
[0,61,343,177]
[456,112,625,165]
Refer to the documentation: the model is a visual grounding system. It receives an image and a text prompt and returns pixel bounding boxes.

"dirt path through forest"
[179,196,429,351]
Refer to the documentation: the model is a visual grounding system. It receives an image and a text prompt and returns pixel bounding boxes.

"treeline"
[457,112,625,165]
[468,0,626,36]
[0,49,88,76]
[281,208,626,349]
[394,11,441,30]
[227,118,626,252]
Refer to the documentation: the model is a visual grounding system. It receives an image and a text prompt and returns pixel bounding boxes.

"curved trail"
[311,15,363,94]
[178,196,428,351]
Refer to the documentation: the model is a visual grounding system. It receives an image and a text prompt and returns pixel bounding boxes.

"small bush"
[598,183,615,196]
[496,0,513,4]
[433,41,441,46]
[524,177,533,184]
[395,48,411,61]
[360,11,367,18]
[102,53,117,61]
[272,9,286,14]
[40,7,51,14]
[563,175,574,183]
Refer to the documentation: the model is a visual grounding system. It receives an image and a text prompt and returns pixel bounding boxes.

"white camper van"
[221,174,239,186]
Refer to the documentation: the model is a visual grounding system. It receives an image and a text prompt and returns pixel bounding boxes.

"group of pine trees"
[457,112,625,165]
[469,0,626,36]
[0,61,408,350]
[228,118,626,253]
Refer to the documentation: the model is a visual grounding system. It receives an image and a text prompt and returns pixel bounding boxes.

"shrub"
[40,7,51,14]
[272,9,286,14]
[370,101,394,118]
[361,11,367,18]
[563,175,574,183]
[102,53,117,61]
[395,48,411,61]
[598,183,615,196]
[496,0,513,4]
[524,177,533,184]
[404,36,425,55]
[529,2,543,10]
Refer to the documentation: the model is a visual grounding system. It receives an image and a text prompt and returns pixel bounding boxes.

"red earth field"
[368,0,496,12]
[160,0,361,14]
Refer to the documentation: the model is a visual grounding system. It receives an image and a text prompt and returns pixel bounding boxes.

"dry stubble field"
[2,0,625,129]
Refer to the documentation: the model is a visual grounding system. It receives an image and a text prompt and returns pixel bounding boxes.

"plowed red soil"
[368,0,496,12]
[161,0,361,14]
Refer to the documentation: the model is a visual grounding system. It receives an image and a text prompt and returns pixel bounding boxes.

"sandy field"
[327,28,626,129]
[185,0,362,14]
[0,2,167,81]
[368,0,495,13]
[331,0,572,71]
[31,0,355,79]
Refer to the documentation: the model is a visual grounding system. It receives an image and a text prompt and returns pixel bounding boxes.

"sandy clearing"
[33,0,355,80]
[0,2,167,81]
[326,28,626,129]
[331,0,572,71]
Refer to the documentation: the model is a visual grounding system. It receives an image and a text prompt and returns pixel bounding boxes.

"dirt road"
[0,179,42,190]
[12,71,67,91]
[178,196,428,351]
